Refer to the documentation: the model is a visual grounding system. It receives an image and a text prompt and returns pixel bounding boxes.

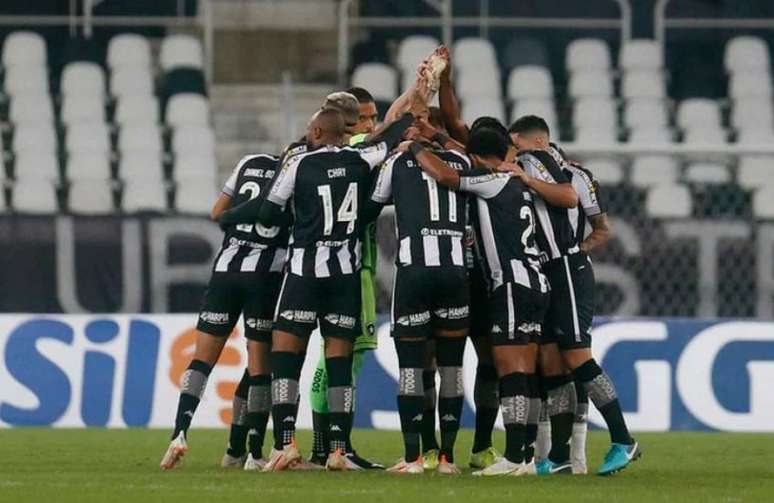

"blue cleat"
[597,442,641,476]
[536,458,573,475]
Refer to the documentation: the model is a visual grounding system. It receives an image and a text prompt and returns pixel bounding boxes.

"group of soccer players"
[160,45,641,477]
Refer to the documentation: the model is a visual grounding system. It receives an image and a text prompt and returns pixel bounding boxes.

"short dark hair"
[344,86,375,104]
[470,116,507,137]
[466,127,509,161]
[508,114,550,138]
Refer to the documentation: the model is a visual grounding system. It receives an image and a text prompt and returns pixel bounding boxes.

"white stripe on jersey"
[240,248,262,272]
[214,243,240,272]
[563,256,581,340]
[423,235,441,266]
[355,240,362,269]
[451,237,464,266]
[506,283,515,340]
[274,272,290,321]
[568,205,580,242]
[315,247,331,277]
[290,248,304,275]
[510,259,530,290]
[399,237,412,266]
[337,245,353,274]
[477,198,504,289]
[533,196,561,259]
[270,248,287,272]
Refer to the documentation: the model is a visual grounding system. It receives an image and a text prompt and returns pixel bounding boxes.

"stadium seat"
[621,71,666,99]
[623,99,669,129]
[175,180,216,214]
[110,67,155,99]
[573,97,617,129]
[396,35,439,71]
[12,178,58,213]
[738,156,774,190]
[14,151,60,181]
[68,179,114,215]
[115,95,160,126]
[174,153,218,182]
[66,122,111,154]
[620,39,663,71]
[166,93,210,127]
[107,33,152,70]
[583,158,624,185]
[753,186,774,219]
[10,93,54,124]
[566,38,611,72]
[684,162,731,184]
[160,34,204,71]
[646,184,692,218]
[118,124,163,154]
[0,190,5,213]
[171,126,216,155]
[683,127,727,145]
[507,66,553,100]
[736,127,774,145]
[2,31,46,68]
[731,98,773,131]
[568,71,613,98]
[456,68,501,99]
[453,37,498,69]
[351,63,397,101]
[3,65,49,96]
[61,95,106,125]
[122,179,168,212]
[160,67,207,101]
[461,97,505,126]
[119,152,164,183]
[13,121,57,154]
[724,36,771,74]
[511,99,557,134]
[501,38,549,71]
[61,62,106,98]
[677,99,722,130]
[631,156,680,187]
[574,126,618,144]
[66,152,111,181]
[729,73,772,99]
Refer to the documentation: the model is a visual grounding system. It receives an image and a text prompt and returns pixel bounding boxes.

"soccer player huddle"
[160,46,641,477]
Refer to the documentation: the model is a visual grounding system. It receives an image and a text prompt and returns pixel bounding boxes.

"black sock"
[543,374,576,464]
[312,411,330,458]
[574,374,589,424]
[421,369,439,452]
[246,373,271,458]
[395,339,425,462]
[472,364,499,453]
[325,356,353,454]
[437,337,465,464]
[524,373,540,463]
[227,369,250,457]
[270,351,302,450]
[500,372,529,464]
[172,359,212,439]
[574,359,633,445]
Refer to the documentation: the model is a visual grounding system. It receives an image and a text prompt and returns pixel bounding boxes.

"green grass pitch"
[1,429,772,502]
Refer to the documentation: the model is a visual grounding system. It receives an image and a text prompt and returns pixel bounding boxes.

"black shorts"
[488,282,548,346]
[196,271,282,342]
[468,263,490,339]
[274,272,361,341]
[391,265,470,339]
[541,252,595,350]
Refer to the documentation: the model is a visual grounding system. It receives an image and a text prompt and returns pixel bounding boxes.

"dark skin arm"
[497,162,579,208]
[400,141,461,190]
[436,46,469,145]
[415,119,466,154]
[580,213,611,253]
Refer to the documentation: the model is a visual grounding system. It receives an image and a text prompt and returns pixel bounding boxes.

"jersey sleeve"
[570,167,604,216]
[371,152,399,203]
[519,151,569,184]
[221,161,244,196]
[458,168,511,199]
[266,154,302,208]
[356,141,390,169]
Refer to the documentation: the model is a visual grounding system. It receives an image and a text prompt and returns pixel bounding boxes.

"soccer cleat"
[597,442,641,476]
[386,458,424,474]
[436,455,460,475]
[288,458,326,471]
[160,432,188,470]
[243,453,268,471]
[469,446,500,469]
[326,448,364,471]
[262,442,301,472]
[308,452,329,467]
[571,422,588,474]
[221,452,247,468]
[472,457,527,477]
[523,460,537,475]
[536,458,573,475]
[346,451,384,470]
[423,449,440,470]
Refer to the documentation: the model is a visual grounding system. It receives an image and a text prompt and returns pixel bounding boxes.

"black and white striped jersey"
[457,168,549,293]
[519,148,579,261]
[266,142,389,278]
[564,162,608,244]
[371,148,470,268]
[214,154,290,274]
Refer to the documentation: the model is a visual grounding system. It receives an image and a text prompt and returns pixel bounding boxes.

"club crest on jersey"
[199,311,229,325]
[396,311,431,327]
[323,314,356,329]
[280,310,316,323]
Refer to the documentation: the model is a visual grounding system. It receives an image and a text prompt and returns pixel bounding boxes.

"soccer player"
[368,126,471,475]
[509,116,640,476]
[408,127,550,476]
[159,154,290,471]
[220,99,423,471]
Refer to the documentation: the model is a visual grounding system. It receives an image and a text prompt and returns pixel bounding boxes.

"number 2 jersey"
[214,154,290,274]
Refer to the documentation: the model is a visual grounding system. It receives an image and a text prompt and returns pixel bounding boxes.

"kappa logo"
[324,314,356,329]
[491,325,503,334]
[330,425,342,431]
[282,416,295,422]
[199,311,229,325]
[411,414,423,422]
[396,311,431,327]
[280,310,316,323]
[441,414,457,422]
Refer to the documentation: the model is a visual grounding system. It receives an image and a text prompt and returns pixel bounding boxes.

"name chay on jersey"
[371,148,470,268]
[266,142,389,278]
[215,154,291,274]
[456,163,549,294]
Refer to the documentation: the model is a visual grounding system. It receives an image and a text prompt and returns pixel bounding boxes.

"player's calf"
[394,338,426,465]
[436,335,465,466]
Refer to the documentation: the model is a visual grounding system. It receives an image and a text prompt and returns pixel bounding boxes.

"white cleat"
[262,442,301,472]
[523,460,537,475]
[243,453,268,471]
[472,457,528,477]
[571,422,588,475]
[436,455,461,475]
[160,432,188,470]
[326,449,364,471]
[386,458,424,474]
[221,452,247,468]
